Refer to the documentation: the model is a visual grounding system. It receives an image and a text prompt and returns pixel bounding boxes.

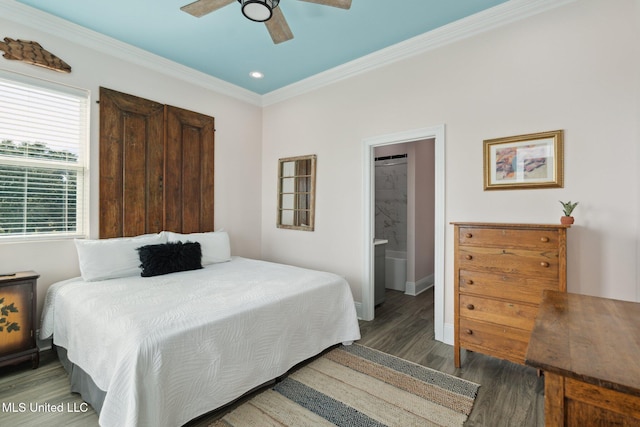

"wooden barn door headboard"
[99,87,215,238]
[164,105,215,234]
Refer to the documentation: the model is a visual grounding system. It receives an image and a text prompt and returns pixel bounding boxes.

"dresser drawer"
[452,222,568,368]
[458,226,559,249]
[459,294,538,331]
[458,246,559,279]
[459,269,560,305]
[459,317,530,364]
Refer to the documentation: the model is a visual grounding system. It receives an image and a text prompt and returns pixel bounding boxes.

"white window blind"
[0,71,89,240]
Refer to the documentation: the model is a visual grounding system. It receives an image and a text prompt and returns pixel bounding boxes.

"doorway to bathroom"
[374,141,436,298]
[374,152,409,298]
[362,125,445,343]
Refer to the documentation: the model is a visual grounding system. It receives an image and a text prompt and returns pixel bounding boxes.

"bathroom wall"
[374,151,408,253]
[374,141,435,295]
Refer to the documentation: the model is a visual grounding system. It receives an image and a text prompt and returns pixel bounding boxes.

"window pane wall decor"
[277,155,316,231]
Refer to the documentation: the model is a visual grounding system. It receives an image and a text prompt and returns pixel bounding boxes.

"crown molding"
[0,0,263,106]
[1,0,576,108]
[262,0,577,106]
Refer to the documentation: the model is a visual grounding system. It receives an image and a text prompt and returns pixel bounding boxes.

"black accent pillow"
[137,241,203,277]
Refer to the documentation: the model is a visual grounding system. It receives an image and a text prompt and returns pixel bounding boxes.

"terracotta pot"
[560,216,574,225]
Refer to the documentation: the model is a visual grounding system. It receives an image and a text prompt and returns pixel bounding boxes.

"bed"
[40,231,361,427]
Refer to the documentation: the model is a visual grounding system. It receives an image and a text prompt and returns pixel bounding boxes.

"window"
[0,71,89,240]
[277,155,316,231]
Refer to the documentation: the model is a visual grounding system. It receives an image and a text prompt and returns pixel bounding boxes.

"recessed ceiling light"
[249,71,264,79]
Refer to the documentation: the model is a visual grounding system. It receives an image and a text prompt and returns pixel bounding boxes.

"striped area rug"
[211,344,480,427]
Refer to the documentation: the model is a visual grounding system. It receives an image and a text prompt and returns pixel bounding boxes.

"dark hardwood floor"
[0,288,544,426]
[360,288,544,427]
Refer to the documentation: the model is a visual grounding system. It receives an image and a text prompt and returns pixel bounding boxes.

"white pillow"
[75,233,167,281]
[162,230,231,265]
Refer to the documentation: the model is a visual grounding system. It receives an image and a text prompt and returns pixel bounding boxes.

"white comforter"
[40,257,361,427]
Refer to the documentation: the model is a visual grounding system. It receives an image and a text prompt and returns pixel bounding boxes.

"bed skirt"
[56,345,106,415]
[55,344,281,422]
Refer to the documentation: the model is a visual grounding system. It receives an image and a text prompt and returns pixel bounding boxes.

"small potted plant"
[559,201,578,225]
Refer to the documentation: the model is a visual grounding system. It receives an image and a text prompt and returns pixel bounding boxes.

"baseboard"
[443,322,454,346]
[354,301,363,320]
[405,274,434,296]
[36,329,53,351]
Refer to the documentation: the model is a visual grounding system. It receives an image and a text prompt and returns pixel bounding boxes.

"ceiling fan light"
[239,0,279,22]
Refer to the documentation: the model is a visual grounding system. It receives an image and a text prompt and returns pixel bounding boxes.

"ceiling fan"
[180,0,352,44]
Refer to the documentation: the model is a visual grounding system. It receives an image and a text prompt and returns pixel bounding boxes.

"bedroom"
[0,0,638,425]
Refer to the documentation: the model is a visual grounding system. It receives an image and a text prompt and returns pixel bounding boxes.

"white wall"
[1,0,638,337]
[0,15,264,317]
[262,0,640,331]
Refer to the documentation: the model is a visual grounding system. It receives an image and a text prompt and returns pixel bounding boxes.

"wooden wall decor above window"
[0,37,71,73]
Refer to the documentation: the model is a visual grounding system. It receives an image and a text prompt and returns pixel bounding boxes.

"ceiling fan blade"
[265,7,294,44]
[180,0,235,17]
[297,0,352,9]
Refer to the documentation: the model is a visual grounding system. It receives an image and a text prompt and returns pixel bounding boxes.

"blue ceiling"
[16,0,509,94]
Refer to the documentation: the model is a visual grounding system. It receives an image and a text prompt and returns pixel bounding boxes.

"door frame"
[361,125,445,342]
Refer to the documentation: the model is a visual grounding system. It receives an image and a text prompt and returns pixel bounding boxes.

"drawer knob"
[540,236,550,242]
[466,304,475,310]
[466,279,474,285]
[465,329,473,335]
[465,233,473,238]
[465,255,473,260]
[540,261,550,268]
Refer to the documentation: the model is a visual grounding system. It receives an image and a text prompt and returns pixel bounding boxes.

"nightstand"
[0,271,39,369]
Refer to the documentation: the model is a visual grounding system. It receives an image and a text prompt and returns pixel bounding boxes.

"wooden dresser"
[0,271,39,369]
[451,222,569,367]
[526,290,640,426]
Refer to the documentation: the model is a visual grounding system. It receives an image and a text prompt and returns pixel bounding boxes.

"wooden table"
[525,290,640,426]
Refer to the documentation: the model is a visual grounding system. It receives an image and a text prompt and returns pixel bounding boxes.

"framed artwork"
[484,130,564,190]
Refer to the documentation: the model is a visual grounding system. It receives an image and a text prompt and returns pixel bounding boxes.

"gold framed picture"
[484,130,564,190]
